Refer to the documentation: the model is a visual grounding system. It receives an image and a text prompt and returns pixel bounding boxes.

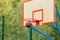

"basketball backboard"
[22,0,56,27]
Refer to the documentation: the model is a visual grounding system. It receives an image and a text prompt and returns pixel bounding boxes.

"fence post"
[2,16,4,40]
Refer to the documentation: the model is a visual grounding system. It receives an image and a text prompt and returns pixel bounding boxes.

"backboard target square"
[32,9,43,21]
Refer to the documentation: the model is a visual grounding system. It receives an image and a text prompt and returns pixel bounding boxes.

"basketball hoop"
[22,0,55,27]
[24,18,40,27]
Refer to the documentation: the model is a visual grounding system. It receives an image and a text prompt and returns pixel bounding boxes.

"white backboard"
[22,0,55,27]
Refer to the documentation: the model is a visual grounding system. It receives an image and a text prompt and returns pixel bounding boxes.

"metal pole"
[56,4,60,20]
[30,26,32,40]
[31,27,54,40]
[2,16,4,40]
[56,4,60,35]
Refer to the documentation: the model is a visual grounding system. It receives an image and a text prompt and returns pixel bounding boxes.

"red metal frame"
[22,0,32,28]
[32,9,43,25]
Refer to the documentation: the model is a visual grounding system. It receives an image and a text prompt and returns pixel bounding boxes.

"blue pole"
[55,22,60,35]
[31,27,54,40]
[30,26,32,40]
[2,16,4,40]
[55,4,60,35]
[50,4,60,35]
[56,4,60,20]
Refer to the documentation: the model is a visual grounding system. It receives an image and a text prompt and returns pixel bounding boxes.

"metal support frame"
[56,4,60,20]
[30,27,54,40]
[30,27,32,40]
[51,4,60,35]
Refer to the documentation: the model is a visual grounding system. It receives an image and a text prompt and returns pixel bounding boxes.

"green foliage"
[0,0,60,40]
